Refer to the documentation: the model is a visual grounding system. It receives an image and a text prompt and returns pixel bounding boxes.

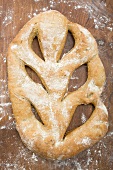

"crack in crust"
[8,10,108,160]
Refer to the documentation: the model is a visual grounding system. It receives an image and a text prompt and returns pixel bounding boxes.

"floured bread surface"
[8,10,108,160]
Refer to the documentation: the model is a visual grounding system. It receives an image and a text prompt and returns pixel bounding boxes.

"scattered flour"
[34,0,40,2]
[2,9,13,27]
[81,113,87,123]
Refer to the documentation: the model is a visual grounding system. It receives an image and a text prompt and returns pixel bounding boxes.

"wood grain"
[0,0,113,169]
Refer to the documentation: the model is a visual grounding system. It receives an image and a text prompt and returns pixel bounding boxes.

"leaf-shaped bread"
[8,10,108,160]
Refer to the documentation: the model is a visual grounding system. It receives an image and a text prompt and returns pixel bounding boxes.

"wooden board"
[0,0,113,169]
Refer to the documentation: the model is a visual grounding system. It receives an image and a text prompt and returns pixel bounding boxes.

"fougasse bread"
[7,10,108,160]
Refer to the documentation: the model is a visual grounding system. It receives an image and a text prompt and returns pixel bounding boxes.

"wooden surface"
[0,0,113,169]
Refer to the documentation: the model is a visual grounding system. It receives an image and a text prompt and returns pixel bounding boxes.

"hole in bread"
[25,65,42,84]
[31,104,44,125]
[25,65,46,91]
[60,31,75,60]
[63,104,94,139]
[68,64,88,92]
[32,36,45,61]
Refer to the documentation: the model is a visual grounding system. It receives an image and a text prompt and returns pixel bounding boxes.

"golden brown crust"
[7,10,108,160]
